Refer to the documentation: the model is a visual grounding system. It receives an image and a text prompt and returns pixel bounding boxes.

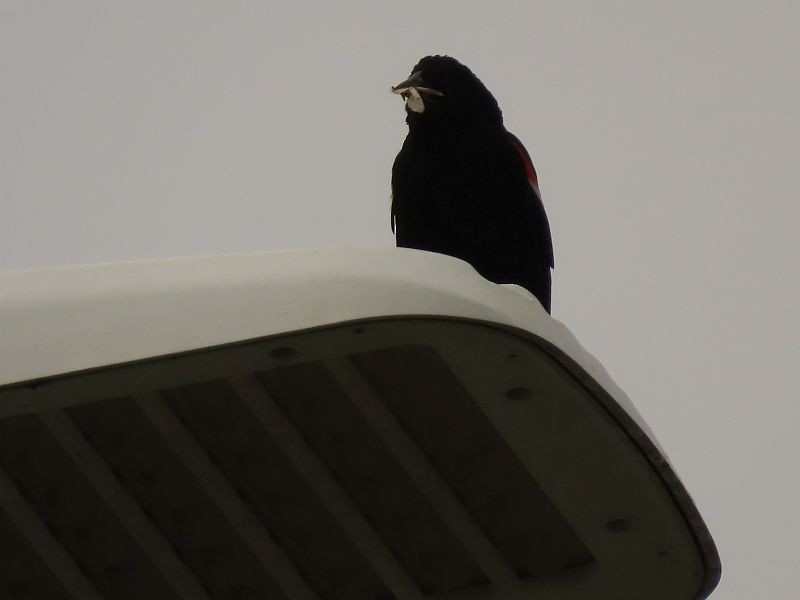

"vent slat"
[230,374,425,600]
[161,378,392,600]
[256,362,492,596]
[134,392,319,600]
[39,410,211,600]
[0,466,104,600]
[325,356,515,587]
[352,346,594,578]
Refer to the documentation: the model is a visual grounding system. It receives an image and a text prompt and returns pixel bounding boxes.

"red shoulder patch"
[506,132,540,197]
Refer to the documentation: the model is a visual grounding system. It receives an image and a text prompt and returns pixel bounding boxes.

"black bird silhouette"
[391,55,554,312]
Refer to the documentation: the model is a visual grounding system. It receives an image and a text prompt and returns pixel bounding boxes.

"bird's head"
[391,55,502,130]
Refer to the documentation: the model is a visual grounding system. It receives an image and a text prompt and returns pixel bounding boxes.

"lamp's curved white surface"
[0,248,720,599]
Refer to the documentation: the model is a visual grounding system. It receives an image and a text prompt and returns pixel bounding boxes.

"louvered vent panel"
[4,320,689,600]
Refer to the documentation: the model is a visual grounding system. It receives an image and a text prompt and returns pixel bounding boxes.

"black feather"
[391,55,554,312]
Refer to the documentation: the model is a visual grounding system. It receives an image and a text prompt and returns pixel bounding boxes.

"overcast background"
[2,2,798,597]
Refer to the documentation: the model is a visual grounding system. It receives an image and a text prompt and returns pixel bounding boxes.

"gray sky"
[2,2,798,597]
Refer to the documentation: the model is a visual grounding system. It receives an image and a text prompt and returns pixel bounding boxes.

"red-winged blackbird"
[391,55,554,313]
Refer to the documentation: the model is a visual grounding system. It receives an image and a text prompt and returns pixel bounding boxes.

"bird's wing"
[505,131,554,268]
